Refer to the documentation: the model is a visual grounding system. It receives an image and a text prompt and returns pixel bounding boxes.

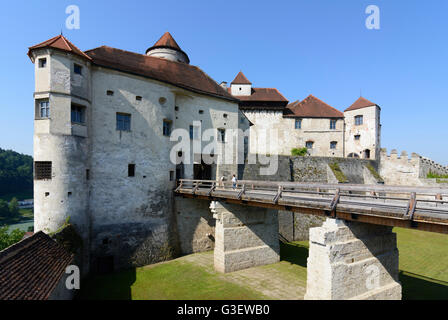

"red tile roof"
[284,95,344,118]
[0,231,74,300]
[28,35,92,61]
[229,87,288,102]
[231,71,252,85]
[86,46,237,102]
[345,97,378,112]
[150,32,182,51]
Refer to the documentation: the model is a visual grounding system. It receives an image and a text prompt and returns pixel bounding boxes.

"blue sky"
[0,0,447,164]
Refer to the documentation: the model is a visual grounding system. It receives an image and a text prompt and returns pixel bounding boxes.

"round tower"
[28,35,92,274]
[145,32,190,64]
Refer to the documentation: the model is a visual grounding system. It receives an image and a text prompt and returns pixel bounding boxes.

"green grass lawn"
[77,228,448,300]
[78,255,267,300]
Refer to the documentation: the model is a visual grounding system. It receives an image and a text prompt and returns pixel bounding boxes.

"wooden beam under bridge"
[174,179,448,234]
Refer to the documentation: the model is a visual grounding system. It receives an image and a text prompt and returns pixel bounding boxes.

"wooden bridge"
[175,179,448,234]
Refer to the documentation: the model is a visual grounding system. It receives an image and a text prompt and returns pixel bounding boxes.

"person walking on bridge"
[232,174,237,190]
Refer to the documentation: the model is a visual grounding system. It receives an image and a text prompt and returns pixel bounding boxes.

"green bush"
[291,147,308,156]
[0,226,25,251]
[427,171,448,179]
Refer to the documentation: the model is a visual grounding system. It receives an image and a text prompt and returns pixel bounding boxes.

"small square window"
[35,161,52,180]
[223,113,228,118]
[306,141,314,149]
[199,110,204,114]
[330,119,337,130]
[136,96,142,101]
[175,106,179,111]
[39,58,47,68]
[86,169,90,180]
[74,64,82,75]
[330,141,337,149]
[128,164,135,177]
[71,104,86,124]
[116,113,131,131]
[38,100,50,118]
[354,135,361,141]
[107,90,114,96]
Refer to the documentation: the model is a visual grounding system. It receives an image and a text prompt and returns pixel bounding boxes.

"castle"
[28,32,446,274]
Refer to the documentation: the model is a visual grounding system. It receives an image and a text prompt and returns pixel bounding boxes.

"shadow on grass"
[400,271,448,300]
[279,242,308,267]
[76,268,136,300]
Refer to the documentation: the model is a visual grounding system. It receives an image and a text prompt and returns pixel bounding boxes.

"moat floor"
[78,228,448,300]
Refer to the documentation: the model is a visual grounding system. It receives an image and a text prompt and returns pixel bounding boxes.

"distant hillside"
[0,148,33,198]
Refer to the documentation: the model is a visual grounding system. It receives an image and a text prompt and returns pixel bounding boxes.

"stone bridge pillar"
[305,218,401,300]
[211,201,280,273]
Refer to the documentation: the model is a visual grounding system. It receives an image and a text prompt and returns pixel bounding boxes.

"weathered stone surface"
[211,201,280,273]
[305,218,401,300]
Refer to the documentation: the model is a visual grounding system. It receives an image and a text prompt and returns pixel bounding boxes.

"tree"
[8,197,19,217]
[291,147,308,156]
[0,226,25,251]
[0,199,9,217]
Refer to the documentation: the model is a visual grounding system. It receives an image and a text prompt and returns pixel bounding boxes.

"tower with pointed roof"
[344,97,381,159]
[145,32,190,64]
[230,71,252,96]
[28,35,92,273]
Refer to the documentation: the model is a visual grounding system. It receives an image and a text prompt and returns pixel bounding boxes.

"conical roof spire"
[231,71,252,85]
[146,32,189,64]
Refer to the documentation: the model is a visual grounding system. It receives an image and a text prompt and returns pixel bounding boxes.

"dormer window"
[38,58,47,68]
[74,64,82,75]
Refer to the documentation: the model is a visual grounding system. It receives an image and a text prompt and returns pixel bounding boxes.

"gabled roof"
[150,32,182,51]
[283,95,344,118]
[231,71,252,85]
[345,97,378,112]
[0,231,73,300]
[229,87,288,102]
[86,46,237,102]
[28,35,92,61]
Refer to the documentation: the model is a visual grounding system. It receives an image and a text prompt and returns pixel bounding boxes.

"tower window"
[295,119,302,129]
[163,119,172,136]
[199,110,204,114]
[116,113,131,131]
[38,100,50,118]
[71,104,86,124]
[74,64,83,75]
[355,115,363,125]
[170,171,174,181]
[128,164,135,177]
[136,96,142,101]
[330,141,337,149]
[330,119,337,130]
[107,90,114,96]
[86,169,90,180]
[306,141,314,149]
[38,58,47,68]
[223,113,228,118]
[218,128,226,143]
[354,135,361,141]
[35,161,52,180]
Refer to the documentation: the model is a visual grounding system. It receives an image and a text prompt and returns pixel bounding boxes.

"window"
[218,128,226,143]
[35,161,52,180]
[38,100,50,118]
[199,110,204,114]
[295,119,302,129]
[86,169,90,180]
[306,141,314,149]
[175,106,179,111]
[116,113,131,131]
[107,90,114,96]
[330,119,337,130]
[163,119,172,136]
[38,58,47,68]
[330,141,337,149]
[71,104,86,124]
[223,113,228,118]
[354,135,361,141]
[189,125,194,140]
[355,115,363,125]
[74,64,82,75]
[136,96,142,101]
[128,164,135,177]
[170,171,174,181]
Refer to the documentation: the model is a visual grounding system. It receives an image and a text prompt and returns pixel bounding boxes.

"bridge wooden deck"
[174,179,448,234]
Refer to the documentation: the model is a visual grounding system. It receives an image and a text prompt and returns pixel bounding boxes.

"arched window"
[306,141,314,149]
[330,141,337,149]
[348,153,360,158]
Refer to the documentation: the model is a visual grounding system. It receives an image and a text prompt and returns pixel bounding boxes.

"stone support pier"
[305,218,401,300]
[211,201,280,273]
